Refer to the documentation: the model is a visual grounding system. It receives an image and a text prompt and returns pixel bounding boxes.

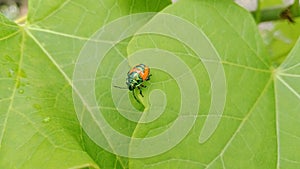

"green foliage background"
[0,0,300,169]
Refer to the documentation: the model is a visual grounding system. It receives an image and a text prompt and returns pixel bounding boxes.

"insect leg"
[146,74,152,81]
[140,84,147,88]
[137,86,144,97]
[132,89,140,103]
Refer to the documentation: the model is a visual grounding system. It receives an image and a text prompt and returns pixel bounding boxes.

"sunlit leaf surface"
[0,0,300,168]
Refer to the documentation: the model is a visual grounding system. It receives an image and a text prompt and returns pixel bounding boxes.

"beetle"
[126,64,151,102]
[114,64,151,102]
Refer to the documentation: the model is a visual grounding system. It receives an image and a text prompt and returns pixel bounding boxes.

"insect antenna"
[113,85,127,89]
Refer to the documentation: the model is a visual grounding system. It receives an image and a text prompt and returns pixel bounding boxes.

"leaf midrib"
[24,27,128,169]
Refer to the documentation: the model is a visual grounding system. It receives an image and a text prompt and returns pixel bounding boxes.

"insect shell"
[126,64,151,101]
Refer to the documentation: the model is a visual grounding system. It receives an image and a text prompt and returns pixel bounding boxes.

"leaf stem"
[254,0,261,23]
[252,3,300,23]
[15,15,27,24]
[290,0,300,16]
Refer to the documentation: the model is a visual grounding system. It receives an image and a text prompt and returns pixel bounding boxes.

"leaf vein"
[0,30,25,149]
[205,76,273,168]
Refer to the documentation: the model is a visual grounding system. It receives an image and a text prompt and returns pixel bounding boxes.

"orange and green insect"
[126,64,151,102]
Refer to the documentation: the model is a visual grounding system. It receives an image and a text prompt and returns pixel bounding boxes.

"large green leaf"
[126,1,275,168]
[275,38,300,169]
[1,0,300,169]
[0,0,171,169]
